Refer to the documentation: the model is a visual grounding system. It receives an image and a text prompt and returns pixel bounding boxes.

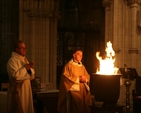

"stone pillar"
[125,0,140,66]
[48,1,60,87]
[19,0,60,89]
[112,0,122,55]
[112,0,124,68]
[102,0,112,43]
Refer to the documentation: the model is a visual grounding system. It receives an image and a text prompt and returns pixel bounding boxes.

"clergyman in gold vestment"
[58,49,91,113]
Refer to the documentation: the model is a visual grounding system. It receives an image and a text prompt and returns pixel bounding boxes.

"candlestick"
[124,79,131,113]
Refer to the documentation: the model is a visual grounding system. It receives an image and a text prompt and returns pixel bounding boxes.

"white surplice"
[7,52,35,113]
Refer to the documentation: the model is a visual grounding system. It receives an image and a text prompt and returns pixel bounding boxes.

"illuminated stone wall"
[102,0,141,111]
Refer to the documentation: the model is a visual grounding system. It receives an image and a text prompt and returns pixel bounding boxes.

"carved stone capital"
[128,48,139,54]
[124,0,141,6]
[102,0,112,8]
[24,9,60,20]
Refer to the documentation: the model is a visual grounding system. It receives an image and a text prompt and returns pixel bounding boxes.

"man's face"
[16,43,26,56]
[73,51,83,62]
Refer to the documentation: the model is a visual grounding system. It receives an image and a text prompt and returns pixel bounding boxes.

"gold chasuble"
[58,59,91,113]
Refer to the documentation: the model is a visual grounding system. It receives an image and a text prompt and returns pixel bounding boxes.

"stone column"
[125,0,140,66]
[19,0,60,89]
[112,0,123,68]
[112,0,121,54]
[48,0,60,87]
[102,0,112,43]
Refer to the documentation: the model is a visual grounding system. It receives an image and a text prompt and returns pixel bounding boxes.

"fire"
[96,41,118,75]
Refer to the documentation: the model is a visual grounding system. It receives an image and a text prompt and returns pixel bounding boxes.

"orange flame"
[96,41,118,75]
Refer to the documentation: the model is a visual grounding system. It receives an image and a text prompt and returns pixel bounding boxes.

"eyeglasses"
[17,47,26,50]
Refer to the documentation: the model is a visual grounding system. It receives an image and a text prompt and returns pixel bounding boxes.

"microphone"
[78,62,81,65]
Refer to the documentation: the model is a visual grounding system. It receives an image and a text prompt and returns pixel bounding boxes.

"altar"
[33,90,59,113]
[0,91,7,113]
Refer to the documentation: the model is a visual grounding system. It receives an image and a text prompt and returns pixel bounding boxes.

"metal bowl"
[90,73,121,106]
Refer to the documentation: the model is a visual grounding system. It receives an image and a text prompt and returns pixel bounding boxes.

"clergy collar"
[69,59,82,66]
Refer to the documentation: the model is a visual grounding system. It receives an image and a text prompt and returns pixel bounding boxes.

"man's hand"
[25,62,34,70]
[79,75,86,83]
